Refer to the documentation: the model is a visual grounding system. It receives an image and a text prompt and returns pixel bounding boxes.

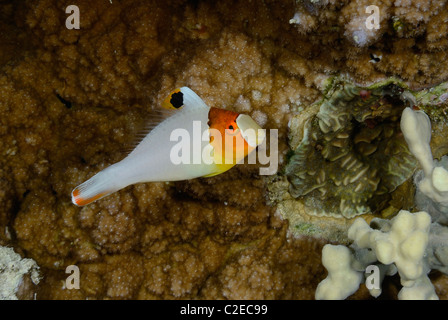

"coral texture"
[286,79,418,218]
[316,210,438,300]
[1,0,448,300]
[0,246,40,300]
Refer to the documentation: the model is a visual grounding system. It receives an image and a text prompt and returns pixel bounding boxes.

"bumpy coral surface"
[1,0,448,299]
[0,246,40,300]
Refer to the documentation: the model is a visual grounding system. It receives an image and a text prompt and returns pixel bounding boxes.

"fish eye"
[228,121,238,131]
[170,91,184,109]
[226,122,240,136]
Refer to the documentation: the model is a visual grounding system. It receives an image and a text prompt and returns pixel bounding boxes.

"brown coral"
[1,0,448,300]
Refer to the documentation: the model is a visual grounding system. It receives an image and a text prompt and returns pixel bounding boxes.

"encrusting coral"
[0,246,40,300]
[1,0,448,299]
[269,78,448,244]
[289,0,448,87]
[285,78,418,219]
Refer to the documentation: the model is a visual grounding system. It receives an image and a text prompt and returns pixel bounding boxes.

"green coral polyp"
[286,80,418,218]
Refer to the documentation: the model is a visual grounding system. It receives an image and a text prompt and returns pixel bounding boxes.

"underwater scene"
[1,0,448,302]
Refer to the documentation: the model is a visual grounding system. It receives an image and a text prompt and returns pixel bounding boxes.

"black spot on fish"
[170,91,184,109]
[56,93,72,109]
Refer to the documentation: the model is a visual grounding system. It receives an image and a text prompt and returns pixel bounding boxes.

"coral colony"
[286,79,417,218]
[2,0,448,300]
[315,106,448,300]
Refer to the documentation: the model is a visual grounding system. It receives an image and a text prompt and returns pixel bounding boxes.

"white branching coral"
[0,246,41,300]
[315,244,363,300]
[398,105,448,281]
[352,210,436,300]
[316,106,448,300]
[316,210,437,300]
[400,107,448,219]
[400,107,434,180]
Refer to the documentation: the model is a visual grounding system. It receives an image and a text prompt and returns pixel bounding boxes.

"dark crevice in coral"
[55,93,72,109]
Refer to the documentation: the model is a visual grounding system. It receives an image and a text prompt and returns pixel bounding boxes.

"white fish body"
[72,87,264,206]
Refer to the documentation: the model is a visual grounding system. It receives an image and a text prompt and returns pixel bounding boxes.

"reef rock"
[1,0,448,300]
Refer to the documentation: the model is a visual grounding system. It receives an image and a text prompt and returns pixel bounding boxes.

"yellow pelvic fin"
[202,163,235,177]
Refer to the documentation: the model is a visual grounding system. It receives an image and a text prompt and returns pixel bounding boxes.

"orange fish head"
[208,107,264,165]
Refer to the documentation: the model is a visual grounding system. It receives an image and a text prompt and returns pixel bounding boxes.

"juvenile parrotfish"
[71,87,265,206]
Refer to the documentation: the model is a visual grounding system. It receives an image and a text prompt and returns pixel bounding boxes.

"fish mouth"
[236,114,266,147]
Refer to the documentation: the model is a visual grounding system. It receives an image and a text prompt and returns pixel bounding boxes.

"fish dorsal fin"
[123,108,175,154]
[162,87,210,111]
[125,87,209,155]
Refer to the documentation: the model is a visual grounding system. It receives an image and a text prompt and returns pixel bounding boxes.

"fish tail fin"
[71,171,119,206]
